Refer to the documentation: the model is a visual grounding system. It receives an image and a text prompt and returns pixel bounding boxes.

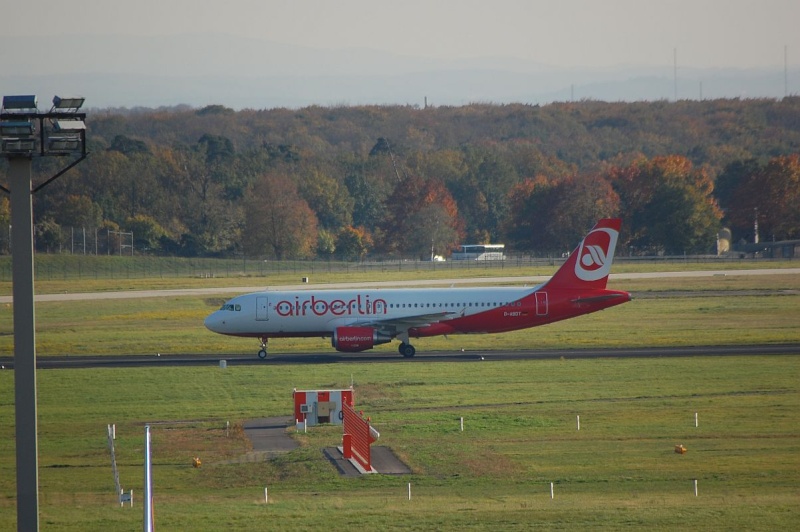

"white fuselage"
[204,285,538,338]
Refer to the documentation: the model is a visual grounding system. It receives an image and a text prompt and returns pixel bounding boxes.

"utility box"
[293,388,354,430]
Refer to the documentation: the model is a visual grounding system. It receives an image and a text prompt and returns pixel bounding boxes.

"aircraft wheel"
[257,349,267,360]
[399,343,416,358]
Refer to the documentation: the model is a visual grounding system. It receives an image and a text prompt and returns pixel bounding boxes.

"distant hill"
[1,34,797,109]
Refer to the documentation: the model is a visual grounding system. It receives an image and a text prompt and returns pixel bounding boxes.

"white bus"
[451,244,505,261]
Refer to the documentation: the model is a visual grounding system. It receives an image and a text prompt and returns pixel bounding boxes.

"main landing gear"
[257,337,268,359]
[399,342,416,358]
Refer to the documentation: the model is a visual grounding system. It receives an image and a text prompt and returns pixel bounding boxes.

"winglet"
[544,218,622,292]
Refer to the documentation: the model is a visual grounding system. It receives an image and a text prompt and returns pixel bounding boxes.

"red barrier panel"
[342,403,376,472]
[342,434,352,459]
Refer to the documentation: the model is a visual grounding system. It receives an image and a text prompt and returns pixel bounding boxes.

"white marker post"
[408,482,412,501]
[460,417,464,432]
[694,479,698,497]
[577,415,580,431]
[264,487,269,504]
[695,412,698,428]
[144,425,153,532]
[550,482,554,499]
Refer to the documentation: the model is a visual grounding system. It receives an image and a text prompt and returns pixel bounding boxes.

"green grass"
[0,356,798,530]
[0,273,798,356]
[0,265,798,529]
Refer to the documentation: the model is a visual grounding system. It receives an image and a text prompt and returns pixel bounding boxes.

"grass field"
[0,264,798,357]
[0,263,798,529]
[0,356,797,530]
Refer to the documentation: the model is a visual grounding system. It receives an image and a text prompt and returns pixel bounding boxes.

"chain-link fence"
[0,225,133,256]
[0,226,789,282]
[0,253,784,283]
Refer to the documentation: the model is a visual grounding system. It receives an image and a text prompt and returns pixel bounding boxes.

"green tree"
[344,170,390,229]
[172,145,240,255]
[125,214,169,253]
[298,168,354,230]
[316,229,337,257]
[453,147,518,242]
[109,135,150,156]
[34,218,62,253]
[53,195,103,229]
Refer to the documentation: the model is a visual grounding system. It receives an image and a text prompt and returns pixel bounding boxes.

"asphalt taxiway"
[1,343,798,370]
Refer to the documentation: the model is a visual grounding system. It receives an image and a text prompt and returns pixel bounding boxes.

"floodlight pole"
[2,99,87,532]
[9,156,39,531]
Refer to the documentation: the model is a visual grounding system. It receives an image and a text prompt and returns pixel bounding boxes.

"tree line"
[1,98,798,258]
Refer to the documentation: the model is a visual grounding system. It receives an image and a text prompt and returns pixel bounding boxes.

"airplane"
[204,218,631,358]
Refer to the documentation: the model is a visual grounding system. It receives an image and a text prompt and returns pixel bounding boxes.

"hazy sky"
[5,0,799,69]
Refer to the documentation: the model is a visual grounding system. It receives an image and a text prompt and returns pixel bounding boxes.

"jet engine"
[331,326,392,352]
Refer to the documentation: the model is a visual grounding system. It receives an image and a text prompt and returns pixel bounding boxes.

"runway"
[1,343,798,369]
[0,267,796,369]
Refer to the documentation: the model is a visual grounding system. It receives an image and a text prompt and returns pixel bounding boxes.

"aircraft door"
[256,296,269,321]
[535,291,548,316]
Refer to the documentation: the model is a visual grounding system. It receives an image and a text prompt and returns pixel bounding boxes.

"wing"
[350,310,458,332]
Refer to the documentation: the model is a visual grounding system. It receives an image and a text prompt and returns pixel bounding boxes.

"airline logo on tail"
[574,226,618,282]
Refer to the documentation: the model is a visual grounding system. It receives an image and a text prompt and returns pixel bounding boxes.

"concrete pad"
[323,446,411,476]
[322,447,361,477]
[243,416,299,456]
[370,446,412,475]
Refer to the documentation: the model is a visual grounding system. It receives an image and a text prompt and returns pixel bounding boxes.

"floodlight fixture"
[0,120,35,136]
[51,96,84,111]
[47,136,81,152]
[1,138,37,154]
[53,119,86,132]
[0,120,36,155]
[2,95,38,112]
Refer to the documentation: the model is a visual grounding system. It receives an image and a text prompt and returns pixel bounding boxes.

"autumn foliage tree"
[506,174,619,252]
[335,226,373,260]
[380,175,464,258]
[241,173,318,259]
[609,155,722,254]
[15,99,800,258]
[726,155,800,241]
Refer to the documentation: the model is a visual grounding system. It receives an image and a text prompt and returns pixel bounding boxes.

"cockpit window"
[219,303,241,311]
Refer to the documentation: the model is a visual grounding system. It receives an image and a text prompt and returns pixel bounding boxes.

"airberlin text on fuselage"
[274,294,388,317]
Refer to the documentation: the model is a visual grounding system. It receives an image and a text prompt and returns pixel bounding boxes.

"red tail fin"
[544,218,622,291]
